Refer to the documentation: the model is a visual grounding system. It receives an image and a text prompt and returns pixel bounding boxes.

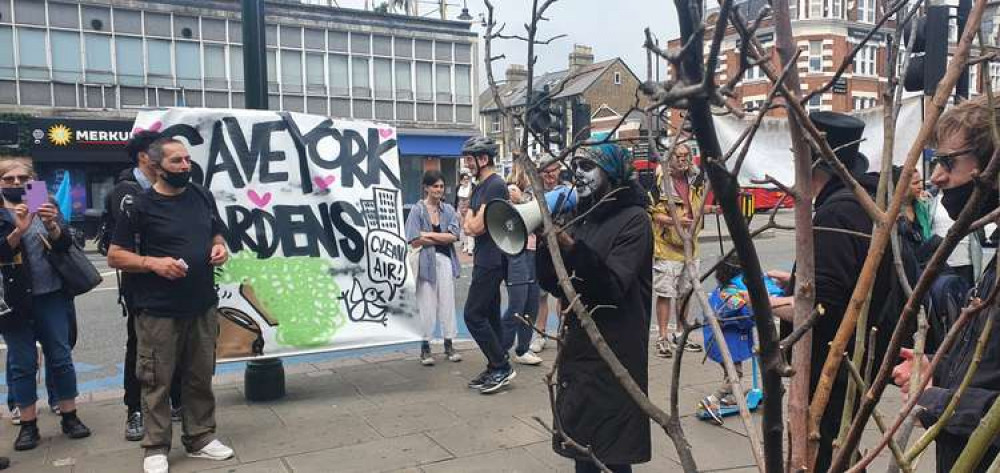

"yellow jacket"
[648,179,704,262]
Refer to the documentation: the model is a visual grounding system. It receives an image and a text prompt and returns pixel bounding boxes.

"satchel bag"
[39,233,103,296]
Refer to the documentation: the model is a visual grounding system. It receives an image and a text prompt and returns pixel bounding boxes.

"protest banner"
[131,108,420,361]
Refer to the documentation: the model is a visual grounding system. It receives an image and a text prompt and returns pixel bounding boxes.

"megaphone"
[486,199,543,256]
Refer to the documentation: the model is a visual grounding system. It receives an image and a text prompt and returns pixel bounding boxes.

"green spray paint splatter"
[216,252,344,348]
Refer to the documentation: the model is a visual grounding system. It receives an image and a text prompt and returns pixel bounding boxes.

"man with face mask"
[891,96,1000,473]
[460,136,515,394]
[767,111,906,473]
[536,144,652,473]
[107,137,234,473]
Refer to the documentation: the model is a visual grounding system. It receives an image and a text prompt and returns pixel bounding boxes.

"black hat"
[810,111,868,176]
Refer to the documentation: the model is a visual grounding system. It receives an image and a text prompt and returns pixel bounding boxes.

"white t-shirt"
[931,195,973,268]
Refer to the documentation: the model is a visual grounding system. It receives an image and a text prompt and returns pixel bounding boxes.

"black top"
[111,184,224,318]
[468,173,509,269]
[431,223,451,257]
[107,168,143,307]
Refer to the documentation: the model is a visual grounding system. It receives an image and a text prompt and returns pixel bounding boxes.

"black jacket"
[537,183,653,465]
[918,258,1000,473]
[106,168,143,311]
[784,174,909,472]
[0,208,72,333]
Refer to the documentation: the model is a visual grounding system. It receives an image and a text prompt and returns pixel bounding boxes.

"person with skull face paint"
[536,144,653,473]
[460,136,516,394]
[891,96,1000,473]
[108,137,234,473]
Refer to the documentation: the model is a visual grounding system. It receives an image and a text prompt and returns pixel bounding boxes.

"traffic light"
[526,85,569,148]
[903,6,949,95]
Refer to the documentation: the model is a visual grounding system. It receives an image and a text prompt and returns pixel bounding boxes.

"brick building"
[478,45,648,170]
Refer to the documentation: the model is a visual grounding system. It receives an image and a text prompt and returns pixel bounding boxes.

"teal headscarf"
[577,143,633,186]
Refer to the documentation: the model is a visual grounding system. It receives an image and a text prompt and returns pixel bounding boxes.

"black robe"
[536,183,653,466]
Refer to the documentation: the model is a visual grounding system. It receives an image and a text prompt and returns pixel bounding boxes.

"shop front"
[28,118,134,239]
[397,131,473,218]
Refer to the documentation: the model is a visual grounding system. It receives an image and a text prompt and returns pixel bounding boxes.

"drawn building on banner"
[361,188,400,234]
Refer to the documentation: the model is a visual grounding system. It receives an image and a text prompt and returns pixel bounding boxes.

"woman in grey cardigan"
[405,170,463,365]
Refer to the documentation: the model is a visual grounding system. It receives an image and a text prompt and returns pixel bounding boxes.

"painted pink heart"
[313,175,336,190]
[378,128,394,139]
[247,190,272,208]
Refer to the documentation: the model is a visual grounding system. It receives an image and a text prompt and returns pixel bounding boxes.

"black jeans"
[463,265,508,370]
[125,310,183,413]
[575,460,632,473]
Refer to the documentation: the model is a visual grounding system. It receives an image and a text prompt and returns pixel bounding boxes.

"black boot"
[60,410,91,439]
[420,341,434,366]
[444,339,462,362]
[14,420,39,451]
[0,456,9,469]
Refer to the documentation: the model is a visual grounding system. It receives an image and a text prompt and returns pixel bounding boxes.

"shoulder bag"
[39,232,103,296]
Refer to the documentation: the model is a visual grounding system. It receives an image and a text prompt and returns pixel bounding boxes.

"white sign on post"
[131,108,420,361]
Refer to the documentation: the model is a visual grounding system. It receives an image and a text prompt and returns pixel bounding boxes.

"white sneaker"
[512,351,543,365]
[529,335,546,354]
[186,439,234,461]
[143,454,169,473]
[9,407,20,426]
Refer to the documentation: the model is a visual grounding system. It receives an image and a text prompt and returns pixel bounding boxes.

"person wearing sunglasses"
[536,143,652,473]
[893,96,1000,473]
[0,158,90,454]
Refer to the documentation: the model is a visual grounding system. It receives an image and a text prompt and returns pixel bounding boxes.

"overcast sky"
[335,0,682,80]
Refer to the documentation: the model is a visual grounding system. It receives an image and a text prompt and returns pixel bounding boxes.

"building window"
[395,60,413,100]
[18,28,48,80]
[204,45,227,89]
[743,99,765,112]
[808,94,822,111]
[416,61,433,101]
[116,37,144,86]
[858,0,875,23]
[810,0,822,18]
[809,41,823,73]
[745,64,764,81]
[614,71,622,85]
[329,54,349,96]
[230,46,244,90]
[490,114,501,133]
[856,45,877,77]
[281,50,303,93]
[436,64,452,103]
[175,41,201,88]
[853,96,876,110]
[147,39,172,86]
[352,57,370,97]
[0,27,14,79]
[455,64,471,104]
[266,49,277,92]
[51,31,82,82]
[84,33,113,84]
[305,52,325,93]
[329,31,348,52]
[831,0,842,18]
[374,58,393,99]
[991,63,1000,91]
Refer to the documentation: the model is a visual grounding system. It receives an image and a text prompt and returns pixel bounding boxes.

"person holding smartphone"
[0,158,90,454]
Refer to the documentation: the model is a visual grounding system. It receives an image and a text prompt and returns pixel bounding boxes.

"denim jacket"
[404,200,461,284]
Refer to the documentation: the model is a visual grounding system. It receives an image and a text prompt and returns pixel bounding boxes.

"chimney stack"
[568,44,594,72]
[505,64,529,83]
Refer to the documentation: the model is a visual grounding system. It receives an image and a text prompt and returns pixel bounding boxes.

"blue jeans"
[503,251,538,356]
[3,292,78,407]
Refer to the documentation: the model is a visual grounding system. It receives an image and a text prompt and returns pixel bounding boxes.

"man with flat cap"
[767,111,908,472]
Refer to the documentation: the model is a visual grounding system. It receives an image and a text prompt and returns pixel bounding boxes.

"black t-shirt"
[111,184,224,318]
[432,223,452,257]
[469,173,509,269]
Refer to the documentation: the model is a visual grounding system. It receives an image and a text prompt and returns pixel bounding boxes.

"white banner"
[715,96,925,185]
[132,108,420,361]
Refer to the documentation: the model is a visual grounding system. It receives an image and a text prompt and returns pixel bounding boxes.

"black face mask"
[161,170,191,189]
[941,181,976,220]
[2,187,25,203]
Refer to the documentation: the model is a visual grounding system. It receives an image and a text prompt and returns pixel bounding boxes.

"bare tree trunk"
[769,2,817,471]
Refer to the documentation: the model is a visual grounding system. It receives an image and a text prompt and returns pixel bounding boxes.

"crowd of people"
[0,99,995,472]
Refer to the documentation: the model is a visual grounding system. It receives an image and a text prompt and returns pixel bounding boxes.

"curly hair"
[934,95,1000,170]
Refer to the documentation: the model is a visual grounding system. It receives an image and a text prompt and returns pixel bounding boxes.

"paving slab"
[283,433,452,472]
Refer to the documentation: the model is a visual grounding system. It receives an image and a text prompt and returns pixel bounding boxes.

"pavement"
[0,209,941,472]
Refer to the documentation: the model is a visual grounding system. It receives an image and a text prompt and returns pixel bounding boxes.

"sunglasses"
[930,148,975,172]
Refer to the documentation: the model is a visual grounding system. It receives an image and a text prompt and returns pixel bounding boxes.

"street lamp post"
[240,0,286,402]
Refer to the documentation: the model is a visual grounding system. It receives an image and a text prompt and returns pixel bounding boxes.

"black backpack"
[96,178,142,256]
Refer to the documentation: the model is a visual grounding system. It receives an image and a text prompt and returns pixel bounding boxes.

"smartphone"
[24,180,48,213]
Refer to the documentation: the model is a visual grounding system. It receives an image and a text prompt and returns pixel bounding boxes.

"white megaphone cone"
[485,198,544,256]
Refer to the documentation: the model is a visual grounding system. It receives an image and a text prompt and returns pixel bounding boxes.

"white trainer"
[187,439,234,461]
[143,454,169,473]
[513,351,544,365]
[529,335,546,354]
